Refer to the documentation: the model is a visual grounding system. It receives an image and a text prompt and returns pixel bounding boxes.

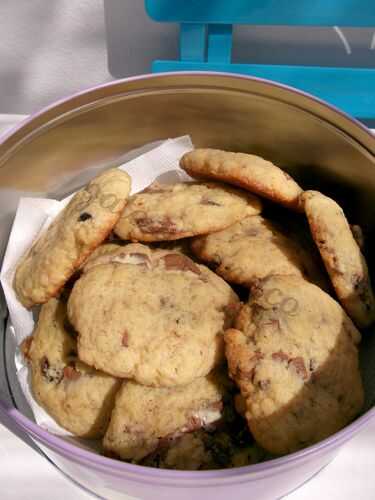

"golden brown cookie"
[301,190,375,328]
[68,244,239,387]
[14,169,131,308]
[180,149,302,210]
[225,275,364,455]
[103,371,226,461]
[25,298,120,438]
[114,181,262,242]
[191,215,328,289]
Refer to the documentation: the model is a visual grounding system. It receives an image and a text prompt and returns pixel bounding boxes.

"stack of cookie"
[15,148,373,469]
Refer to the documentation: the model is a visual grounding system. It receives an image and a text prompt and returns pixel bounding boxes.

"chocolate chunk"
[162,253,201,275]
[128,253,151,266]
[63,365,81,381]
[114,252,151,267]
[40,356,63,383]
[40,356,50,375]
[136,217,178,234]
[78,212,92,222]
[272,350,290,362]
[122,331,129,347]
[289,357,308,380]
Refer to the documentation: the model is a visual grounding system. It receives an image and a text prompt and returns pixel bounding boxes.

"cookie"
[68,244,239,386]
[225,275,364,455]
[139,388,267,470]
[191,215,328,289]
[103,370,226,461]
[114,181,262,242]
[14,168,131,308]
[301,190,375,328]
[180,149,302,211]
[24,298,120,438]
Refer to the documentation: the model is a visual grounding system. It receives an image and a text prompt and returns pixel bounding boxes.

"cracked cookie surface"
[225,274,363,455]
[68,244,239,387]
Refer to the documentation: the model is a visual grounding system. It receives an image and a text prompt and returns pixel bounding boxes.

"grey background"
[0,0,374,115]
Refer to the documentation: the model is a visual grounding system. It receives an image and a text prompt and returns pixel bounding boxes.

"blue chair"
[145,0,375,119]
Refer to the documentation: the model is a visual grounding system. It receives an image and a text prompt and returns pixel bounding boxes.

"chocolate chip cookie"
[114,181,262,242]
[225,274,363,455]
[180,149,302,210]
[191,215,328,289]
[103,370,226,461]
[14,168,131,308]
[68,244,239,387]
[24,298,120,437]
[301,190,375,328]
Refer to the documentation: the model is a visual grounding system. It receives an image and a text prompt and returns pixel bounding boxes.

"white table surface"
[1,115,374,500]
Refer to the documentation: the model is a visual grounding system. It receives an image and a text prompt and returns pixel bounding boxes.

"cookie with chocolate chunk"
[225,275,364,455]
[68,244,239,387]
[301,190,375,328]
[114,181,262,242]
[139,389,266,470]
[25,298,120,437]
[14,168,131,308]
[180,149,302,210]
[191,215,328,290]
[103,370,226,461]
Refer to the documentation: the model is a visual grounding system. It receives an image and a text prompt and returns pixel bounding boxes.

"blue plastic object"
[145,0,375,119]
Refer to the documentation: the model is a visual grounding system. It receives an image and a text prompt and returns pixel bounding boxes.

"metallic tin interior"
[1,72,375,427]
